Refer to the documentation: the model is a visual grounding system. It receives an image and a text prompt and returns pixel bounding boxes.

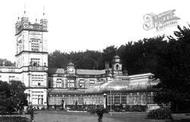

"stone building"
[47,57,158,110]
[0,13,159,110]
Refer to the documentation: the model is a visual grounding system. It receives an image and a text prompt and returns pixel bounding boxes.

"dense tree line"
[48,47,118,69]
[49,26,190,112]
[48,37,165,75]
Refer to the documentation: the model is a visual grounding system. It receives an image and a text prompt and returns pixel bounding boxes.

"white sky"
[0,0,189,61]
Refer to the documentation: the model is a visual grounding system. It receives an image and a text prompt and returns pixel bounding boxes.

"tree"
[48,50,104,69]
[0,81,11,113]
[0,80,27,114]
[118,36,165,75]
[154,26,190,112]
[48,50,69,68]
[9,80,28,113]
[102,46,117,67]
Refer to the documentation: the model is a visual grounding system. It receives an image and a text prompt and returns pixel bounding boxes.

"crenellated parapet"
[15,16,48,35]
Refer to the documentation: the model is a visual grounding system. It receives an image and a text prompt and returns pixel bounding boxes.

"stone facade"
[0,13,48,108]
[0,14,159,109]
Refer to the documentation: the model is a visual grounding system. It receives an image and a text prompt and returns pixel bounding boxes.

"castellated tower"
[15,12,48,108]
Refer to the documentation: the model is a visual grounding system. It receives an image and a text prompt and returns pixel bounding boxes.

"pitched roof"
[48,68,65,74]
[67,62,74,66]
[76,69,106,75]
[49,89,86,95]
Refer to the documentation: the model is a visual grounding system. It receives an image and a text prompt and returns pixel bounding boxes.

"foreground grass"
[1,111,190,122]
[0,116,30,122]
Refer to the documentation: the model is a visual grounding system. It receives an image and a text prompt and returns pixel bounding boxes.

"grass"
[1,111,190,122]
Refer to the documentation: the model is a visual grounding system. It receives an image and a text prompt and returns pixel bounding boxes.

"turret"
[112,55,122,76]
[66,62,75,74]
[40,11,48,30]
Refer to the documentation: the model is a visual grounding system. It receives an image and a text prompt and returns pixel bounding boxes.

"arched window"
[116,64,119,70]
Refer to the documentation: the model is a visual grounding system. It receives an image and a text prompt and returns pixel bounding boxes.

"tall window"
[121,95,127,104]
[147,92,154,104]
[37,95,43,105]
[79,79,85,88]
[108,95,113,105]
[31,91,44,105]
[114,95,120,104]
[55,79,63,88]
[67,79,75,88]
[31,74,44,86]
[31,38,40,51]
[31,58,40,66]
[9,76,15,82]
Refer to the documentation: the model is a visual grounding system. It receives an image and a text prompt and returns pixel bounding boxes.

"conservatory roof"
[85,73,157,92]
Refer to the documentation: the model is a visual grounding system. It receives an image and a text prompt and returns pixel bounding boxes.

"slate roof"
[48,68,65,74]
[76,69,106,75]
[48,89,86,95]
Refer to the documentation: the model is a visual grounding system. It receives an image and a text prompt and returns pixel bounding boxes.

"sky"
[0,0,189,61]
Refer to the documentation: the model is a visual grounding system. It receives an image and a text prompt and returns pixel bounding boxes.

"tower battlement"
[15,16,48,35]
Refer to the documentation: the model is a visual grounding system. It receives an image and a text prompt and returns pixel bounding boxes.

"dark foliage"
[147,107,173,120]
[154,26,190,112]
[0,80,27,114]
[48,50,104,69]
[87,107,97,114]
[0,117,30,122]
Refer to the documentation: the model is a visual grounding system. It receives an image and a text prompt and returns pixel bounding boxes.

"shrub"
[41,107,46,110]
[0,117,30,122]
[123,105,147,112]
[103,108,109,113]
[147,107,173,120]
[87,107,96,114]
[87,106,109,114]
[131,105,147,112]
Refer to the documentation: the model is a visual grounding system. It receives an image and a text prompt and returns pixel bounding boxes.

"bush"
[147,107,173,120]
[130,105,147,112]
[103,108,109,113]
[123,105,147,112]
[87,106,109,114]
[87,107,96,114]
[0,117,30,122]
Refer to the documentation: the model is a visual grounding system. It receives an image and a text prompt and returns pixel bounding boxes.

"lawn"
[1,111,190,122]
[33,111,165,122]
